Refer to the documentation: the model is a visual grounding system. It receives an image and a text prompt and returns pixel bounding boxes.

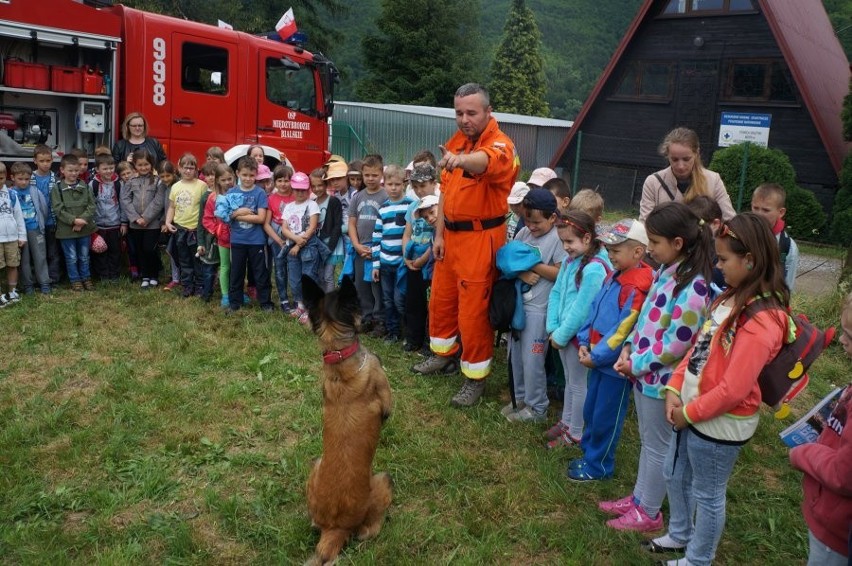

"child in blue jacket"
[544,210,611,448]
[570,219,653,482]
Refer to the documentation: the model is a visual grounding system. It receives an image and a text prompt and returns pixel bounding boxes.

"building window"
[181,42,228,95]
[612,61,675,101]
[722,59,797,103]
[661,0,754,15]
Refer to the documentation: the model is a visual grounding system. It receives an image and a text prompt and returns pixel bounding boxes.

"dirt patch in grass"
[191,514,256,563]
[46,376,99,405]
[63,511,93,534]
[109,501,152,529]
[4,354,65,393]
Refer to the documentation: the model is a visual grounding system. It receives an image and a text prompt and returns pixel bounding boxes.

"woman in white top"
[639,127,735,222]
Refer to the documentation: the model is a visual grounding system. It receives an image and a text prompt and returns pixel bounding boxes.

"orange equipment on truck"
[0,0,337,170]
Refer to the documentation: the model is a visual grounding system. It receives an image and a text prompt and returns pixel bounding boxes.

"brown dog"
[302,275,393,564]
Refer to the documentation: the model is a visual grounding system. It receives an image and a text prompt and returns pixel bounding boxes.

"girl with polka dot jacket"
[604,202,714,533]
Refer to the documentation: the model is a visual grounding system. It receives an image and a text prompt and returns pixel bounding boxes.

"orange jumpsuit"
[429,117,519,378]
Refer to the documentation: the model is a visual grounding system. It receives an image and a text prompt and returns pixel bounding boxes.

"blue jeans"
[286,238,322,305]
[807,530,847,566]
[380,265,404,336]
[664,427,743,566]
[60,236,91,283]
[201,262,217,299]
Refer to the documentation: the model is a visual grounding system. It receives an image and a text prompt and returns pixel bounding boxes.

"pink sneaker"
[606,505,663,533]
[543,420,570,441]
[598,494,635,516]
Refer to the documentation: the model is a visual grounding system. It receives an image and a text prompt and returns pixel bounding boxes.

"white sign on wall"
[718,112,771,147]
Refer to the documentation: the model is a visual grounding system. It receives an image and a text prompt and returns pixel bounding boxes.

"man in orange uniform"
[412,83,519,407]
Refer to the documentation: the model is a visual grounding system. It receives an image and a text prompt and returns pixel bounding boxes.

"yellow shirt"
[169,179,207,229]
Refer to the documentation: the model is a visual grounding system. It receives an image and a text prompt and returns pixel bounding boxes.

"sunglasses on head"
[719,223,739,241]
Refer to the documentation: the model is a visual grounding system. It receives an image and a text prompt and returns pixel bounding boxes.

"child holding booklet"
[789,293,852,566]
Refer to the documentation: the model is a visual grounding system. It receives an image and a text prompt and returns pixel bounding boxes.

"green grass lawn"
[1,282,848,564]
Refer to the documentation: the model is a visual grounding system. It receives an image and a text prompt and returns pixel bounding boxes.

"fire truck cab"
[0,0,336,170]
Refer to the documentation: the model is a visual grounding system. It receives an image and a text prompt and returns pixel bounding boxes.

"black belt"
[444,216,506,232]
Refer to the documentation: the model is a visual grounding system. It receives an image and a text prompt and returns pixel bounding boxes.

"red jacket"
[668,306,786,426]
[790,384,852,556]
[202,192,230,248]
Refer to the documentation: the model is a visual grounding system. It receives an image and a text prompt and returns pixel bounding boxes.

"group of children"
[501,170,850,564]
[0,144,445,345]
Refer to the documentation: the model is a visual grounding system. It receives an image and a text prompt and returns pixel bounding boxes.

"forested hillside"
[122,0,851,120]
[331,0,641,118]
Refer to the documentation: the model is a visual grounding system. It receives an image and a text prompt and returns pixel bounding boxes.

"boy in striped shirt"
[372,164,414,341]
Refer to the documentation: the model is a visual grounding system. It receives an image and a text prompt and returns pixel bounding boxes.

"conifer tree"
[489,0,549,116]
[355,0,483,106]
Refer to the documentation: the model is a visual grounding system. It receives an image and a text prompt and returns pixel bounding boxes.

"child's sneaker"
[598,494,636,516]
[141,279,150,289]
[606,505,663,532]
[163,280,180,291]
[545,432,579,450]
[148,279,158,287]
[506,406,547,423]
[500,401,526,417]
[82,279,95,291]
[0,293,10,308]
[544,420,570,441]
[70,282,84,292]
[7,289,20,302]
[40,284,52,295]
[290,307,306,319]
[23,286,35,295]
[221,296,230,309]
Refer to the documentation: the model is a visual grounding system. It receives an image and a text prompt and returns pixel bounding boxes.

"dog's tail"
[315,528,350,564]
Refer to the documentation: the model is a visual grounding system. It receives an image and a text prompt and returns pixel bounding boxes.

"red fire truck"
[0,0,336,170]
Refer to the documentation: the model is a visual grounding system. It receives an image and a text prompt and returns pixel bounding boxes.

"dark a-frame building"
[550,0,850,211]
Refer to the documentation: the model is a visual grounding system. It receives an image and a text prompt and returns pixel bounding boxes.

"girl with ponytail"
[544,210,612,448]
[603,202,713,532]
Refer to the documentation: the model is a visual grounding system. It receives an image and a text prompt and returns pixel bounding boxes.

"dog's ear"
[302,275,324,320]
[338,276,361,315]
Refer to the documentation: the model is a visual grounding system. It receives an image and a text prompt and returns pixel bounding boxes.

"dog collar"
[322,341,360,364]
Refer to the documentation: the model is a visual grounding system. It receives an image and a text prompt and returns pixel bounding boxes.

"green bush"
[785,185,827,240]
[709,143,828,239]
[708,143,797,209]
[829,207,852,246]
[829,153,852,245]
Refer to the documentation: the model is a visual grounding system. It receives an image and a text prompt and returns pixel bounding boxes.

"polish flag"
[275,8,297,41]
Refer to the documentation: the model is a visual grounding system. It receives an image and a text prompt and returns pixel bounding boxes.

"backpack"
[739,299,835,413]
[577,256,612,289]
[489,278,517,335]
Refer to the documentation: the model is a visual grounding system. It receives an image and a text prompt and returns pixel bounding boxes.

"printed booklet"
[779,387,843,448]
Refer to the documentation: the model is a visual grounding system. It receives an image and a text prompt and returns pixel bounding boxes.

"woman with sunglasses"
[650,213,789,565]
[112,112,167,167]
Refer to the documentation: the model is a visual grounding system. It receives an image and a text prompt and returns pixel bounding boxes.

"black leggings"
[129,228,161,280]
